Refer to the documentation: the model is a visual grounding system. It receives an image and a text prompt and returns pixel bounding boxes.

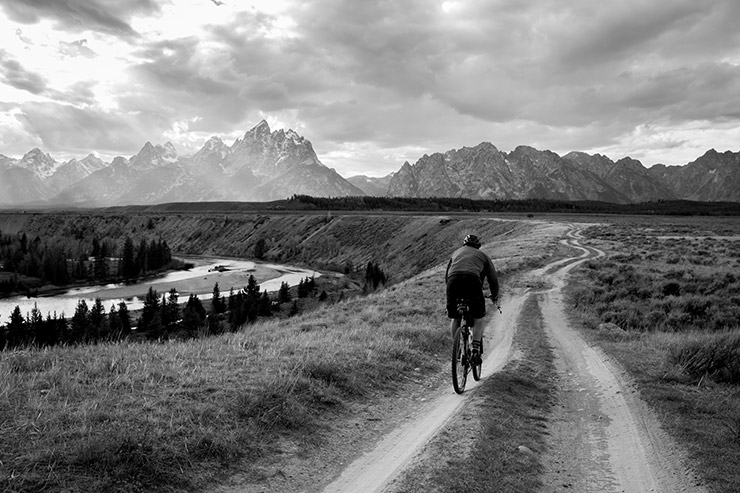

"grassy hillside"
[0,210,548,284]
[0,214,564,492]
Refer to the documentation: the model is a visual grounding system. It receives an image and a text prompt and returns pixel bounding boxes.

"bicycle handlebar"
[489,295,502,314]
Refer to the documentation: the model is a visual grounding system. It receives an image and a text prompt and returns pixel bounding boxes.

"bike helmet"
[463,234,481,248]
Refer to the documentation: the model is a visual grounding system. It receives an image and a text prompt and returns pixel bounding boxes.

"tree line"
[0,231,179,296]
[0,275,319,350]
[287,195,740,216]
[1,300,132,349]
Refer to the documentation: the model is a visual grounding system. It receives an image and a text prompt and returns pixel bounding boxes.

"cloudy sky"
[1,0,739,177]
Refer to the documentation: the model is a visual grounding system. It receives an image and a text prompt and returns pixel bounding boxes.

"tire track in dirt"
[320,225,588,493]
[323,224,705,493]
[536,227,706,492]
[321,294,525,493]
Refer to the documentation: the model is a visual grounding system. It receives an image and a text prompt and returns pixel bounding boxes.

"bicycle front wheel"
[451,325,469,394]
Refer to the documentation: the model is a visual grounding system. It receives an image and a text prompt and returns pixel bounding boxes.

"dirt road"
[322,226,704,493]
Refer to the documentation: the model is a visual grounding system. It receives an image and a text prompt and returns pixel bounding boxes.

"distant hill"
[1,124,739,207]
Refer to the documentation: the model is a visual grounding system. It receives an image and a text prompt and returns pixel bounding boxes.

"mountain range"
[383,143,740,203]
[1,121,738,207]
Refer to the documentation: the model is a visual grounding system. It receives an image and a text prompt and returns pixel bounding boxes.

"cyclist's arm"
[485,258,499,301]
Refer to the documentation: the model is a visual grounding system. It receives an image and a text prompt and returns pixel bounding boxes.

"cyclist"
[445,234,499,366]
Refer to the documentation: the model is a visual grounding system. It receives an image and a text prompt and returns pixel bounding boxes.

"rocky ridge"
[1,124,739,206]
[1,121,362,207]
[381,144,739,203]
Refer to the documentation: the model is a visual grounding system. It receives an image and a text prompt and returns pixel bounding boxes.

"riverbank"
[0,256,317,325]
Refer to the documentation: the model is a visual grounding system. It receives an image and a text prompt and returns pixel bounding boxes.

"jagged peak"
[245,119,271,136]
[22,148,53,161]
[472,141,499,151]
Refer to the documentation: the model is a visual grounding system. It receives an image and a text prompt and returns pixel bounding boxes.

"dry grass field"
[568,215,740,491]
[1,211,739,492]
[0,214,559,492]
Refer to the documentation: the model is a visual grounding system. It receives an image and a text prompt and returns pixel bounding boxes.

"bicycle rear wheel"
[451,325,469,394]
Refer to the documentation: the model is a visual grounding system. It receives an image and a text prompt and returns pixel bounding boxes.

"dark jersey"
[445,245,499,298]
[445,245,499,319]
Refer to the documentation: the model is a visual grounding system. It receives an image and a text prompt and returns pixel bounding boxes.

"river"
[0,257,320,324]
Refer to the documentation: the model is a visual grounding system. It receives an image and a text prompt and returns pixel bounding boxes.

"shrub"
[668,331,740,384]
[661,281,681,297]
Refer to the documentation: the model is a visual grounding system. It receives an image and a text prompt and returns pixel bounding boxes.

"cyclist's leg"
[446,277,464,337]
[472,319,485,345]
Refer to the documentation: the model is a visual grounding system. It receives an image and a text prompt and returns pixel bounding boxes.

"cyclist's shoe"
[471,348,482,366]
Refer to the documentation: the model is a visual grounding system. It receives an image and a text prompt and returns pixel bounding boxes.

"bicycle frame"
[451,299,475,394]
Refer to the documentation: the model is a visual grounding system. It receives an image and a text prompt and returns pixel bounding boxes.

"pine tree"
[258,291,272,316]
[297,278,308,298]
[182,294,205,335]
[89,298,106,342]
[28,303,43,347]
[7,306,26,348]
[166,288,180,328]
[186,294,206,320]
[121,236,137,279]
[212,282,224,314]
[117,302,132,337]
[70,300,90,343]
[246,275,260,301]
[139,287,160,332]
[278,281,291,303]
[228,287,235,312]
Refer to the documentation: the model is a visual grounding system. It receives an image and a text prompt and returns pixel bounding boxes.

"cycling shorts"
[446,274,486,319]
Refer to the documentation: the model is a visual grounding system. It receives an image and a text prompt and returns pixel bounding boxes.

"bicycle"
[451,298,481,394]
[451,297,501,394]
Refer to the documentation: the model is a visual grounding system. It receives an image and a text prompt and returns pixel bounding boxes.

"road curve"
[322,225,704,493]
[536,226,705,492]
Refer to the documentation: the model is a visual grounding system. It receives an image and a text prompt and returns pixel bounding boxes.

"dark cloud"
[545,2,703,70]
[0,0,159,37]
[0,49,48,95]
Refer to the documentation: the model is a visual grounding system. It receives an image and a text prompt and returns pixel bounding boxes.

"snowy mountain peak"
[19,147,61,179]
